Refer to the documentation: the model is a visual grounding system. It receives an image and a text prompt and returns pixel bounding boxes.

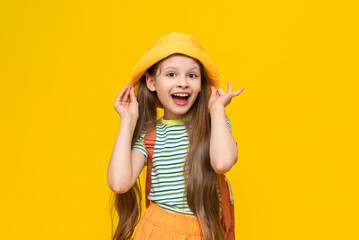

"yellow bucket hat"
[130,32,220,95]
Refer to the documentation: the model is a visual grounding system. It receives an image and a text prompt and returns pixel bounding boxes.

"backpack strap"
[219,174,235,240]
[143,125,156,208]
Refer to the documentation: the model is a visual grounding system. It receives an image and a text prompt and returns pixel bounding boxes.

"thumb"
[232,88,245,97]
[210,86,217,97]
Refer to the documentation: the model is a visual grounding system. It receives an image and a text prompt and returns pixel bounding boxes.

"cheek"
[196,82,202,92]
[193,85,202,98]
[155,85,170,102]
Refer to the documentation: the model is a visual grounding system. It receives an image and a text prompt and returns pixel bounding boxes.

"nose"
[176,75,189,88]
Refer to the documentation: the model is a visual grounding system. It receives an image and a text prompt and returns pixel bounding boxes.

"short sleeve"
[225,115,232,132]
[132,130,148,164]
[225,115,237,146]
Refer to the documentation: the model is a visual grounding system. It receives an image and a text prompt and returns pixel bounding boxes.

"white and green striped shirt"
[133,116,233,215]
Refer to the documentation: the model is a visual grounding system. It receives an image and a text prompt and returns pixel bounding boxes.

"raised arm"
[107,83,146,194]
[208,82,244,174]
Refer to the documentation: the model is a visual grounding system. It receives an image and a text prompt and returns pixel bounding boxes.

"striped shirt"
[133,116,233,215]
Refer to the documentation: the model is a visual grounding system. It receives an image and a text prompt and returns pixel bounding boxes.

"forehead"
[159,54,201,70]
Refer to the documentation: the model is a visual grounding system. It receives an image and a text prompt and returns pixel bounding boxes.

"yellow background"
[1,0,358,239]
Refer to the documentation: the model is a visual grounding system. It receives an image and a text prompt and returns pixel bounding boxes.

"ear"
[146,73,156,92]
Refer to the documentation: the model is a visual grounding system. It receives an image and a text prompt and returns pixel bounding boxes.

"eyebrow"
[164,66,200,71]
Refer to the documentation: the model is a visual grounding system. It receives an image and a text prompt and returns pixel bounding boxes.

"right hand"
[114,83,139,121]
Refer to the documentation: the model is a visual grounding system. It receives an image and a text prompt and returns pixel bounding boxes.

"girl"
[108,32,244,240]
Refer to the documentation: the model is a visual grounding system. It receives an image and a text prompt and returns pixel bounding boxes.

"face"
[146,54,202,120]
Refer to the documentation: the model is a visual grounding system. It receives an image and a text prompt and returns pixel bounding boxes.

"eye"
[189,73,198,78]
[167,72,176,77]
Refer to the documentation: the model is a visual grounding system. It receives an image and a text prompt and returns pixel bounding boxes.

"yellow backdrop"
[1,0,358,239]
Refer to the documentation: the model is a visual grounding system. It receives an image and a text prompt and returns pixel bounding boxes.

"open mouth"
[171,93,190,106]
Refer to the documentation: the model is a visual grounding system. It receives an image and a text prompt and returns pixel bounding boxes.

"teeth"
[173,93,189,97]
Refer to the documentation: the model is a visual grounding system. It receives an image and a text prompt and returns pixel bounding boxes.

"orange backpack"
[143,126,235,240]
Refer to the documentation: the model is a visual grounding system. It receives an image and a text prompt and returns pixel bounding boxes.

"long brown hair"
[110,53,224,240]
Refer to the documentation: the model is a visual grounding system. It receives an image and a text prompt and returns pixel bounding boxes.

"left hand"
[208,81,244,113]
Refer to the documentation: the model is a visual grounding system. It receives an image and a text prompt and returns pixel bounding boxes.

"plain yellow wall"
[1,0,358,239]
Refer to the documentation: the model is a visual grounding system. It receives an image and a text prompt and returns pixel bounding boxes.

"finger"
[229,89,244,101]
[116,83,130,102]
[233,88,245,96]
[227,81,233,93]
[123,85,131,103]
[129,87,137,103]
[210,86,217,97]
[218,87,225,95]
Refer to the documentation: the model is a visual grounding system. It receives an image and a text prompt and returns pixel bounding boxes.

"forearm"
[107,118,137,192]
[210,106,238,174]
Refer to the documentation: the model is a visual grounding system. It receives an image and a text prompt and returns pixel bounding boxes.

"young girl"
[108,32,244,240]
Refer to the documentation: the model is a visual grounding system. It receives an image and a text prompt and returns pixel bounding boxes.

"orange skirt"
[132,202,204,240]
